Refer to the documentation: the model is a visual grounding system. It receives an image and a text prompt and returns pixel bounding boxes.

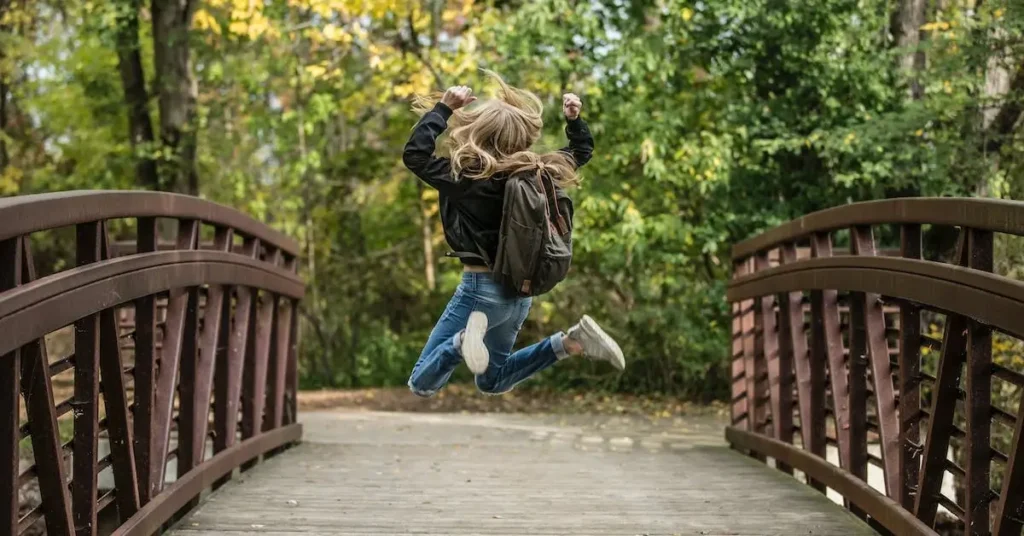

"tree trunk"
[418,181,437,291]
[982,61,1023,154]
[892,0,927,99]
[116,0,160,190]
[151,0,199,195]
[0,0,10,174]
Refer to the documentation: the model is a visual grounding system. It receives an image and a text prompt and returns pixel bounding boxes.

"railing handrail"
[0,190,299,256]
[731,197,1024,260]
[0,252,304,356]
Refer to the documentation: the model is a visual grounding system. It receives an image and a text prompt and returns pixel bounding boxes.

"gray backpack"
[491,171,574,297]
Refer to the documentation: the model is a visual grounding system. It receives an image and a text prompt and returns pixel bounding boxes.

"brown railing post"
[755,251,791,472]
[285,298,301,425]
[19,239,75,534]
[750,254,771,441]
[1,237,21,536]
[850,225,900,498]
[214,237,261,468]
[899,223,922,510]
[964,229,993,535]
[150,219,200,497]
[846,228,869,490]
[779,242,824,490]
[73,222,103,536]
[914,230,970,526]
[810,232,851,470]
[996,375,1024,535]
[133,217,158,506]
[731,259,750,428]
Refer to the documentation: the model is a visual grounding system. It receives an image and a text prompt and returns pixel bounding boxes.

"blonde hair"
[412,70,580,187]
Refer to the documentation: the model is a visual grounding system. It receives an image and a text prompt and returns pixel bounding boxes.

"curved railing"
[1,191,304,535]
[727,197,1024,536]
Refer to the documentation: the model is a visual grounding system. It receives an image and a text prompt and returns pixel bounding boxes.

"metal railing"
[1,191,304,535]
[727,197,1024,536]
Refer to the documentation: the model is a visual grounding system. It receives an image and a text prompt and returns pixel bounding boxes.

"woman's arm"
[558,93,594,168]
[402,86,477,191]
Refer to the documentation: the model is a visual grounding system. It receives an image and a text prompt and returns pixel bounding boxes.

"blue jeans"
[408,272,569,396]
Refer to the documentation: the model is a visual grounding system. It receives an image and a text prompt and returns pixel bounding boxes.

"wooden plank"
[73,222,102,536]
[899,224,922,510]
[169,412,876,536]
[19,239,75,535]
[964,229,993,535]
[914,230,969,526]
[779,242,824,491]
[97,224,140,520]
[850,225,899,498]
[133,216,158,505]
[151,219,200,496]
[0,237,21,536]
[810,232,851,471]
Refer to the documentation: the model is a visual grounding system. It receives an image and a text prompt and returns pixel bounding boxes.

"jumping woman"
[403,72,625,397]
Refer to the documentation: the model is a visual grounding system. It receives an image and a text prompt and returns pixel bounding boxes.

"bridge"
[3,191,1024,535]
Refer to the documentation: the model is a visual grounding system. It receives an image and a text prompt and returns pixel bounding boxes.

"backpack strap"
[536,169,569,235]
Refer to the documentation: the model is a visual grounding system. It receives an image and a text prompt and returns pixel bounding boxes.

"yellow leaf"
[920,21,951,32]
[305,64,328,78]
[228,20,248,35]
[681,7,694,21]
[915,129,924,137]
[193,8,222,34]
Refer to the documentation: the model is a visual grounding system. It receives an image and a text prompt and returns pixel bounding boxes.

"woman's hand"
[440,86,477,110]
[563,93,582,120]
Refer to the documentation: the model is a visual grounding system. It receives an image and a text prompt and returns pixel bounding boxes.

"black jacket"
[402,102,594,266]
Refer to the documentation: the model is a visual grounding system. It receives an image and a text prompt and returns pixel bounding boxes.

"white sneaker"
[566,315,625,371]
[461,311,489,375]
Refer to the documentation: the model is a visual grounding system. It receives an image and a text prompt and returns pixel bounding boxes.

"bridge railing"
[727,198,1024,536]
[0,191,305,535]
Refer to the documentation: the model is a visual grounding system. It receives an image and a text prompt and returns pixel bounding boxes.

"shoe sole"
[462,311,489,375]
[581,315,625,371]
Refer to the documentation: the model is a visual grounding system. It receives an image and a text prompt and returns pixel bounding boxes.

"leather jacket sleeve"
[402,102,459,192]
[559,117,594,169]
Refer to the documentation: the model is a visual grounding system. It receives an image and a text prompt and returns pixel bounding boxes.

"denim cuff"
[551,332,570,360]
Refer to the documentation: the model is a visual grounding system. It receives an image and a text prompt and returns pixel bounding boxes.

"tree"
[152,0,200,194]
[114,0,159,190]
[0,0,10,175]
[893,0,927,99]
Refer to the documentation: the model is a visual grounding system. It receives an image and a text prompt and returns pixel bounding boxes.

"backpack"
[491,170,574,297]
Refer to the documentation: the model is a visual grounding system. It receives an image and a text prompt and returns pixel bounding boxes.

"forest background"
[2,0,1023,400]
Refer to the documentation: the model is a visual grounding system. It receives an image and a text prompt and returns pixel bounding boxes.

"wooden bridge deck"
[169,411,874,535]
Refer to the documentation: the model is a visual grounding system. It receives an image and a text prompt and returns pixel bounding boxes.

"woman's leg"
[407,282,476,397]
[476,310,627,394]
[475,298,568,394]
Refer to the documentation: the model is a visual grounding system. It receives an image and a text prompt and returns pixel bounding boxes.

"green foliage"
[4,0,1023,398]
